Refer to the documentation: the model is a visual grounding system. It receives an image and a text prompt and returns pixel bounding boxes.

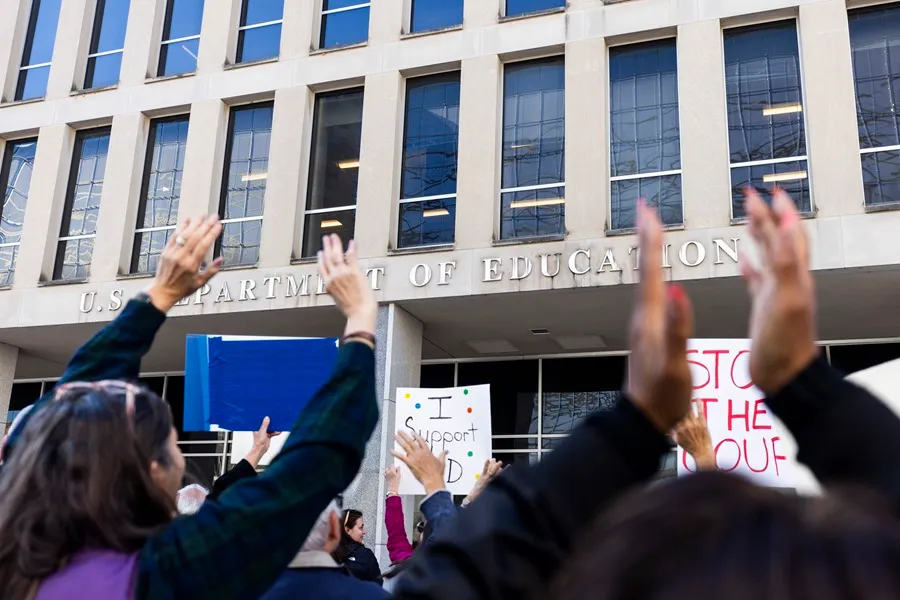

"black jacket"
[340,541,383,586]
[208,459,257,501]
[394,357,900,599]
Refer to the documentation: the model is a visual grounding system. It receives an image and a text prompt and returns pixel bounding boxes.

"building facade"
[3,0,900,565]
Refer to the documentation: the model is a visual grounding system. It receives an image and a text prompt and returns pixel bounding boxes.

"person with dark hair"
[393,191,900,600]
[0,226,381,600]
[332,509,382,585]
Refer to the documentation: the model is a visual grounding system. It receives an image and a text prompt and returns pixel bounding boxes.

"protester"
[0,223,380,600]
[260,500,388,600]
[176,416,282,514]
[393,191,900,599]
[672,404,716,471]
[332,509,382,584]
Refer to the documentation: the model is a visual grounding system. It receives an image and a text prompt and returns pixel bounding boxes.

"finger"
[328,234,345,267]
[637,200,665,321]
[772,187,806,272]
[317,250,331,281]
[665,283,693,354]
[168,217,191,250]
[190,216,222,263]
[395,431,415,454]
[438,450,449,463]
[390,450,411,466]
[197,257,223,286]
[177,215,207,256]
[482,459,489,475]
[740,260,762,299]
[745,187,778,265]
[346,239,360,270]
[258,417,270,434]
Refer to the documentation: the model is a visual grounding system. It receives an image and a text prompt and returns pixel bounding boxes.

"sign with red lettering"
[677,339,795,488]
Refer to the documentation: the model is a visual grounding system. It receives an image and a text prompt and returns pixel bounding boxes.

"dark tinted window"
[457,360,538,437]
[10,382,43,412]
[829,343,900,375]
[541,357,625,434]
[420,364,455,388]
[15,0,62,100]
[237,0,283,63]
[0,139,38,286]
[320,1,370,49]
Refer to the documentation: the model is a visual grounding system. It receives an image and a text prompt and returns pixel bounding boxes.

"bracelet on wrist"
[386,491,399,498]
[341,331,376,348]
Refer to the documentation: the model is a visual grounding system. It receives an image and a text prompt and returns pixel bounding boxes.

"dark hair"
[332,509,364,564]
[0,385,177,598]
[553,471,900,599]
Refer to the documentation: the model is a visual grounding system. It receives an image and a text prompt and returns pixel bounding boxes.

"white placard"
[229,431,286,466]
[394,385,492,495]
[677,339,796,488]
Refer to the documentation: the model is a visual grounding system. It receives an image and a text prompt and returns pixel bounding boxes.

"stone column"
[564,37,607,240]
[799,0,864,217]
[354,71,404,258]
[15,124,74,287]
[368,0,404,46]
[0,0,33,102]
[91,112,149,279]
[342,303,423,569]
[119,0,164,86]
[0,343,18,430]
[197,0,240,73]
[464,0,501,27]
[282,0,314,60]
[178,100,229,220]
[45,0,93,99]
[455,54,501,249]
[678,19,732,229]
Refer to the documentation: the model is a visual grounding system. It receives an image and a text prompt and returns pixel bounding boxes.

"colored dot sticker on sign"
[468,451,473,457]
[467,407,472,413]
[463,389,469,395]
[475,473,480,479]
[415,403,421,409]
[405,393,411,399]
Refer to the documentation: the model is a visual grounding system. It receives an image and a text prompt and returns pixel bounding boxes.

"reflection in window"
[217,103,273,267]
[0,139,37,286]
[320,1,370,49]
[399,73,460,248]
[132,117,189,274]
[500,58,565,240]
[724,21,809,218]
[303,89,363,258]
[237,0,284,63]
[54,128,110,281]
[506,0,565,18]
[609,39,682,230]
[85,0,131,89]
[16,0,62,101]
[159,0,204,76]
[541,357,625,434]
[410,0,463,33]
[850,6,900,207]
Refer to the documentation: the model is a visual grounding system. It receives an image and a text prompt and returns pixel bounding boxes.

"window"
[85,0,131,89]
[217,103,273,267]
[410,0,463,33]
[320,0,370,50]
[54,128,110,281]
[724,21,809,219]
[15,0,62,101]
[609,40,682,230]
[849,5,900,207]
[505,0,565,18]
[132,117,190,274]
[0,139,37,286]
[398,73,460,249]
[237,0,283,63]
[158,0,204,77]
[500,57,566,240]
[302,89,363,258]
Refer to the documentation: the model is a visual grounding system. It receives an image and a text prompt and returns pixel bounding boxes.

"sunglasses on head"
[53,380,143,418]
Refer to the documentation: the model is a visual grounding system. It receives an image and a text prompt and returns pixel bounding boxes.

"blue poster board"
[183,335,340,432]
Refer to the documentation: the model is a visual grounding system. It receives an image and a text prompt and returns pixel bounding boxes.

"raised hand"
[147,215,223,312]
[245,416,281,468]
[625,201,694,433]
[317,234,377,337]
[391,431,447,496]
[742,188,818,394]
[672,404,715,470]
[462,458,504,506]
[385,465,401,495]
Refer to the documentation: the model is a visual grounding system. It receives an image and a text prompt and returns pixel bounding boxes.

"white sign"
[677,339,795,488]
[395,385,492,495]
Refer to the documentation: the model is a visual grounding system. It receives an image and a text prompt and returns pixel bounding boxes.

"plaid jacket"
[6,299,380,600]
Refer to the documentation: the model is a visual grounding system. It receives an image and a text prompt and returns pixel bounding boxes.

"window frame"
[503,0,566,19]
[215,101,274,266]
[499,56,567,241]
[53,127,111,281]
[84,0,129,89]
[130,115,190,274]
[0,138,38,286]
[236,0,284,63]
[157,0,204,77]
[722,18,812,220]
[318,1,371,50]
[607,37,684,232]
[15,0,60,101]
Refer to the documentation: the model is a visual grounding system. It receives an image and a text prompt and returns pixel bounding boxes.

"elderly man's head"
[299,500,342,554]
[176,484,209,515]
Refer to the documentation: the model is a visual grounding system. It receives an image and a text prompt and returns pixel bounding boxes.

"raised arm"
[384,467,414,563]
[208,418,281,501]
[137,235,381,600]
[742,188,900,501]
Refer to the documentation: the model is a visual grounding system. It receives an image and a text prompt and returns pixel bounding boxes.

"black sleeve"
[347,546,383,586]
[766,356,900,502]
[395,395,670,600]
[207,459,258,501]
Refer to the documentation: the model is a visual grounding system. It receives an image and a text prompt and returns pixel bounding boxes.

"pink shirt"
[384,495,414,563]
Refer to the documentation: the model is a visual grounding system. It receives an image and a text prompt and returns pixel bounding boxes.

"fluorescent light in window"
[422,208,449,218]
[509,197,566,209]
[511,143,536,149]
[762,104,802,117]
[337,159,360,170]
[320,219,343,228]
[241,172,268,182]
[762,171,807,184]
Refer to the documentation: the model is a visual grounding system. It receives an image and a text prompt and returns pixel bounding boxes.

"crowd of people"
[1,188,899,599]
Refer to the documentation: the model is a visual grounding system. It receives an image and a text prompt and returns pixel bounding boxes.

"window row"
[14,0,568,102]
[6,11,900,284]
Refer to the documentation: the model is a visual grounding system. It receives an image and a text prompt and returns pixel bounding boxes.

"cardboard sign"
[395,385,492,495]
[677,339,795,488]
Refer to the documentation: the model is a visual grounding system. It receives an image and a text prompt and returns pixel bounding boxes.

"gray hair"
[176,483,209,515]
[300,500,341,552]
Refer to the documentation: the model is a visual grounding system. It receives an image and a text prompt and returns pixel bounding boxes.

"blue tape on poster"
[205,336,340,432]
[183,335,210,432]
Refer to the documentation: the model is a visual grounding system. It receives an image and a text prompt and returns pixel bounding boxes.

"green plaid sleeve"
[136,341,379,600]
